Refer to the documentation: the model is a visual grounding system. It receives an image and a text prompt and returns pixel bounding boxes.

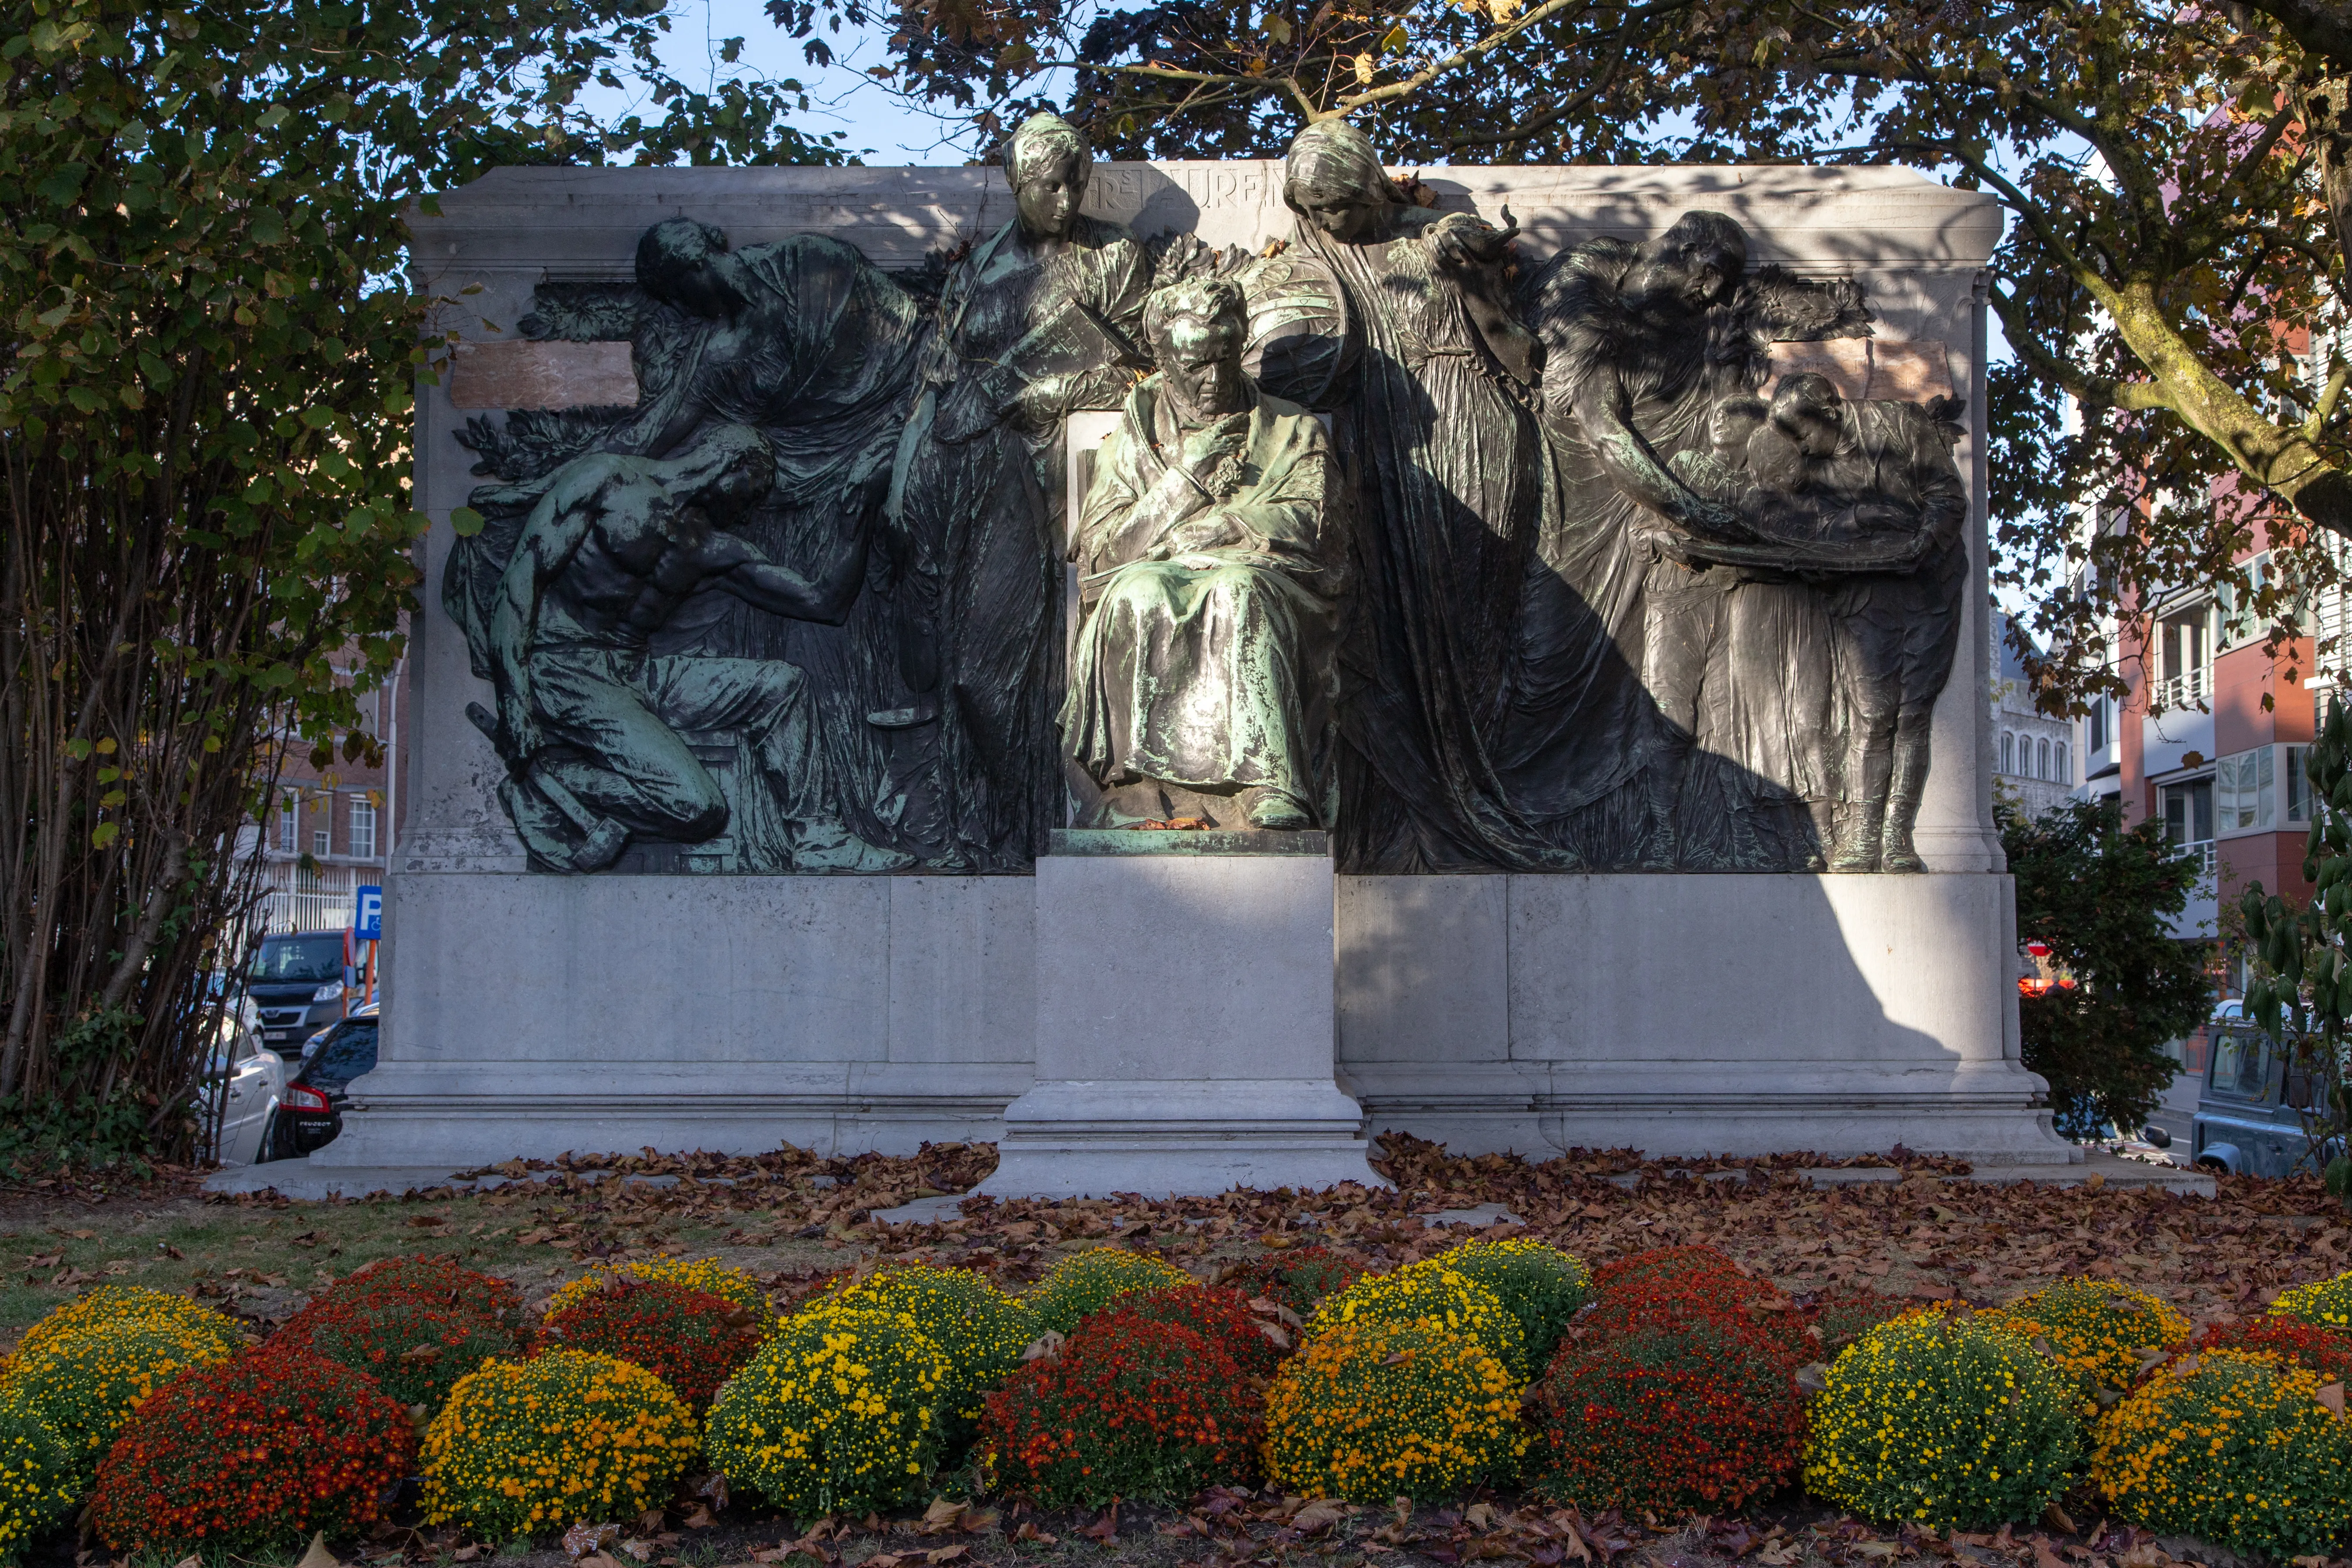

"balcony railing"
[2157,665,2212,709]
[254,861,359,934]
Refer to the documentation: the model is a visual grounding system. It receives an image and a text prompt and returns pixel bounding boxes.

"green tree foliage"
[825,0,2352,708]
[0,0,836,1164]
[2001,798,2212,1135]
[2240,699,2352,1198]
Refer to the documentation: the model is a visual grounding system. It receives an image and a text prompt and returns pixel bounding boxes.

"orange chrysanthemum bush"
[540,1278,762,1415]
[1984,1279,2191,1416]
[1098,1285,1286,1378]
[1530,1271,1809,1511]
[1263,1318,1527,1503]
[90,1348,416,1556]
[8,1286,242,1368]
[981,1307,1264,1507]
[2091,1350,2352,1560]
[420,1349,700,1541]
[1590,1245,1777,1307]
[2192,1316,2352,1383]
[2270,1269,2352,1332]
[7,1316,242,1487]
[1220,1247,1365,1318]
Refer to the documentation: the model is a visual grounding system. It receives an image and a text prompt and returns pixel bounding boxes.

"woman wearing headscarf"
[1280,120,1558,873]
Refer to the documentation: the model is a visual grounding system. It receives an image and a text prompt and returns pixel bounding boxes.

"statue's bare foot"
[1244,787,1311,830]
[793,821,914,872]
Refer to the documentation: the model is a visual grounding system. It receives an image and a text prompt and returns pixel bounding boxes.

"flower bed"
[1984,1278,2190,1413]
[1531,1273,1807,1511]
[1220,1246,1363,1318]
[1264,1317,1526,1503]
[2091,1349,2352,1560]
[92,1347,416,1556]
[540,1278,762,1415]
[8,1317,242,1486]
[703,1302,951,1518]
[981,1306,1262,1506]
[1803,1309,2081,1528]
[546,1257,776,1335]
[421,1348,699,1540]
[1023,1248,1192,1338]
[1307,1264,1526,1377]
[1408,1240,1589,1375]
[0,1389,74,1565]
[2270,1267,2352,1331]
[275,1292,525,1412]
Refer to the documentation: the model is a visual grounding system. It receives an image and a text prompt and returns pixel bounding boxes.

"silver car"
[2192,1005,2343,1178]
[199,1012,287,1166]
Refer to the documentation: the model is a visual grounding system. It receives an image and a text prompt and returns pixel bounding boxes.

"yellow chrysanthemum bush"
[0,1388,74,1565]
[6,1285,242,1373]
[1023,1248,1192,1338]
[1984,1279,2191,1414]
[704,1303,953,1518]
[2271,1269,2352,1332]
[1803,1309,2082,1528]
[818,1265,1031,1451]
[545,1257,777,1336]
[2091,1350,2352,1560]
[1307,1265,1527,1378]
[1264,1319,1527,1503]
[1405,1240,1589,1377]
[419,1349,700,1541]
[7,1316,241,1486]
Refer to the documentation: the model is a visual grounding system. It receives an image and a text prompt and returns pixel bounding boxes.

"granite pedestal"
[979,830,1382,1198]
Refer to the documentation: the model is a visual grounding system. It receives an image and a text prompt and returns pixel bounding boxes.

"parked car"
[245,929,352,1054]
[272,1003,378,1158]
[2192,1000,2344,1177]
[200,1011,285,1166]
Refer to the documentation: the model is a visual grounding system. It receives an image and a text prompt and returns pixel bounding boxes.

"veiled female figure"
[1281,122,1556,873]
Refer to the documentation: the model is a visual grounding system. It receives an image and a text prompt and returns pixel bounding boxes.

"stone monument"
[309,120,2072,1191]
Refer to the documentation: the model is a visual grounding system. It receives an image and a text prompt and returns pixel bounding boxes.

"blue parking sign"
[354,885,384,941]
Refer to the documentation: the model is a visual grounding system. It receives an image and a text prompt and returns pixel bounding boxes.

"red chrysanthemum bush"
[981,1307,1263,1507]
[1097,1285,1288,1378]
[540,1278,762,1413]
[1590,1246,1776,1310]
[1530,1274,1809,1512]
[2192,1317,2352,1384]
[274,1294,524,1411]
[311,1255,528,1338]
[90,1348,416,1556]
[1219,1246,1365,1319]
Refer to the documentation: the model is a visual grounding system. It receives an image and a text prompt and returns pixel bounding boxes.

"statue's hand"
[1179,415,1249,471]
[1165,512,1244,556]
[496,700,542,776]
[1002,372,1073,433]
[1679,497,1749,542]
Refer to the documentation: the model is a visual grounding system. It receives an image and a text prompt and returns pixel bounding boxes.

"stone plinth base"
[979,831,1382,1199]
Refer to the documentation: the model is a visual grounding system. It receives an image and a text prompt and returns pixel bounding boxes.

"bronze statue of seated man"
[1060,277,1343,832]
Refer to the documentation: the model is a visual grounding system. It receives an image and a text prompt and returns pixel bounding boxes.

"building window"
[2088,695,2109,756]
[2161,775,2216,858]
[2055,741,2068,784]
[277,796,297,854]
[2287,745,2313,822]
[2036,737,2051,780]
[311,809,331,858]
[2000,732,2015,775]
[2158,603,2214,707]
[2217,747,2277,833]
[349,798,377,861]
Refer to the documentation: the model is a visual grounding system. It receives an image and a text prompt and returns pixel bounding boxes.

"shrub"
[1219,1247,1364,1318]
[546,1258,776,1336]
[2091,1350,2352,1560]
[315,1256,528,1339]
[2195,1317,2352,1383]
[1804,1287,1910,1357]
[541,1279,762,1415]
[9,1287,243,1368]
[1803,1309,2082,1528]
[1530,1276,1807,1512]
[1987,1279,2191,1412]
[1592,1245,1760,1298]
[1307,1266,1526,1378]
[2272,1269,2352,1332]
[0,1389,74,1565]
[704,1303,951,1518]
[275,1293,524,1412]
[818,1265,1031,1443]
[92,1347,416,1555]
[1024,1249,1192,1339]
[1408,1240,1590,1374]
[420,1349,699,1540]
[9,1318,240,1486]
[982,1309,1261,1506]
[1107,1285,1286,1378]
[1264,1318,1527,1503]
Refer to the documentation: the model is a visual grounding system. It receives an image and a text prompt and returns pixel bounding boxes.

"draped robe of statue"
[1062,378,1341,819]
[1296,210,1554,873]
[885,214,1150,869]
[444,233,927,866]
